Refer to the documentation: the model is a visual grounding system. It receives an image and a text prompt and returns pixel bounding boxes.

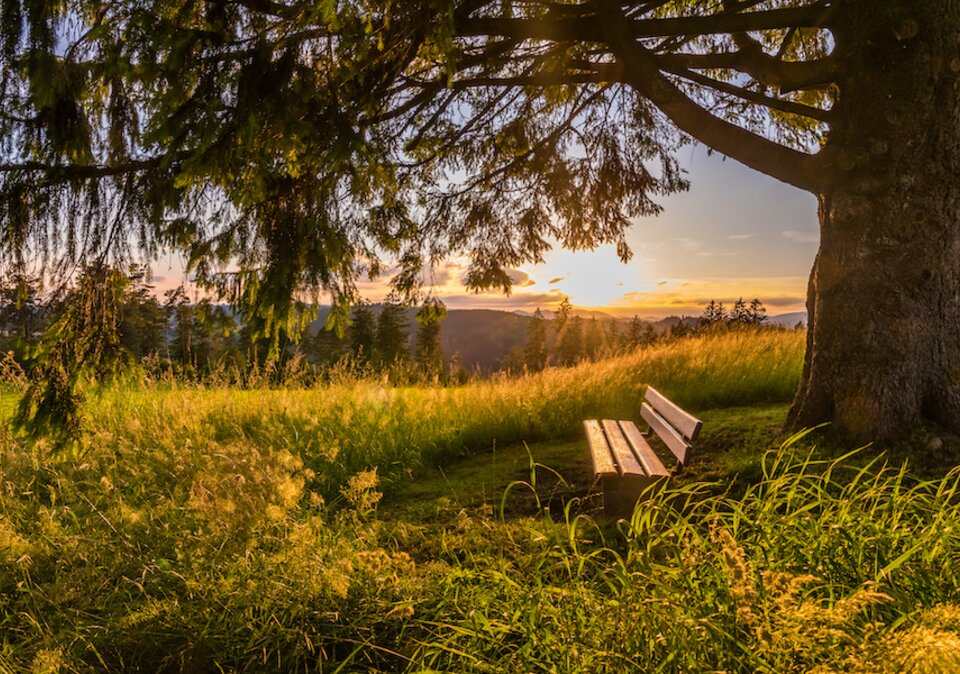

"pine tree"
[375,303,408,367]
[642,323,657,346]
[748,299,768,325]
[414,304,445,377]
[305,320,348,368]
[551,297,573,365]
[15,265,131,439]
[523,308,548,372]
[558,315,584,365]
[193,299,237,371]
[349,304,376,365]
[670,319,694,340]
[626,315,645,349]
[119,266,167,360]
[499,346,526,375]
[698,301,719,332]
[584,316,603,361]
[606,319,620,355]
[730,298,750,326]
[553,297,571,331]
[165,286,194,369]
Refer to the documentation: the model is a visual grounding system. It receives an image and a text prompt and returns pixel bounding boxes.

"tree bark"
[788,0,960,441]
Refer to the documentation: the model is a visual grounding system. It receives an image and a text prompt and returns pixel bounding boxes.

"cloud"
[672,237,700,252]
[507,269,536,287]
[611,276,809,319]
[782,229,819,244]
[424,266,455,285]
[674,296,804,308]
[762,295,807,308]
[728,234,754,240]
[695,250,737,258]
[547,276,565,284]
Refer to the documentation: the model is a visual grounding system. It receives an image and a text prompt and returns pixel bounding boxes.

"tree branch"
[658,50,837,92]
[662,65,833,122]
[457,15,603,42]
[458,4,832,42]
[214,0,293,18]
[439,86,607,199]
[0,155,185,187]
[363,38,521,126]
[632,4,833,37]
[597,1,824,192]
[446,72,611,88]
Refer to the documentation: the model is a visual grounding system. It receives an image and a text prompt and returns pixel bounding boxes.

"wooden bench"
[584,386,702,515]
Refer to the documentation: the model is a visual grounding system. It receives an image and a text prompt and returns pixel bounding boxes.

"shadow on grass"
[382,403,795,523]
[382,401,960,526]
[380,438,599,522]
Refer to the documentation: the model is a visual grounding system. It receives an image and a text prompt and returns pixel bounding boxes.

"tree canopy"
[0,0,834,330]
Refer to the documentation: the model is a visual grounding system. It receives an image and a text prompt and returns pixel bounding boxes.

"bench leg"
[601,475,653,516]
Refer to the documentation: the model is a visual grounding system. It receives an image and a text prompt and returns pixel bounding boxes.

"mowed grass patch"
[381,439,595,523]
[381,404,792,524]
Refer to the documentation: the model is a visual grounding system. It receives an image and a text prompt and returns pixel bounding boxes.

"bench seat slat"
[644,386,703,441]
[584,420,618,477]
[641,402,692,466]
[583,387,702,516]
[620,421,670,478]
[601,419,645,476]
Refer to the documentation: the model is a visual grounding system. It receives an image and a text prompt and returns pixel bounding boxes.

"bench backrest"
[640,386,702,467]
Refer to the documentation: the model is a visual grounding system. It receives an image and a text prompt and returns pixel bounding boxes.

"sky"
[374,145,820,320]
[532,145,820,319]
[151,145,820,320]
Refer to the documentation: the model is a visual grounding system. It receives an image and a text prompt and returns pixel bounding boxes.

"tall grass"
[9,329,954,672]
[75,330,804,500]
[410,441,960,672]
[2,427,959,671]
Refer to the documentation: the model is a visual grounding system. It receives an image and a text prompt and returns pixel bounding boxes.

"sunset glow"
[145,147,819,320]
[526,245,650,309]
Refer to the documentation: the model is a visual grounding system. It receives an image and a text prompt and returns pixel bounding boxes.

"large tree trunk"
[789,1,960,441]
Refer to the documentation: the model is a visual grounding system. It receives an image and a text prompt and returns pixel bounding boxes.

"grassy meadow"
[2,330,960,672]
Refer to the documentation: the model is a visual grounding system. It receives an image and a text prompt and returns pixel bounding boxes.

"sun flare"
[528,245,649,308]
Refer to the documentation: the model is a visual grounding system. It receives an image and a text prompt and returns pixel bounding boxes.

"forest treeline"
[0,266,787,386]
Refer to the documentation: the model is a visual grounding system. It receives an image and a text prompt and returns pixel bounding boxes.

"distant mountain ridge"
[511,308,619,321]
[307,306,807,373]
[768,311,807,328]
